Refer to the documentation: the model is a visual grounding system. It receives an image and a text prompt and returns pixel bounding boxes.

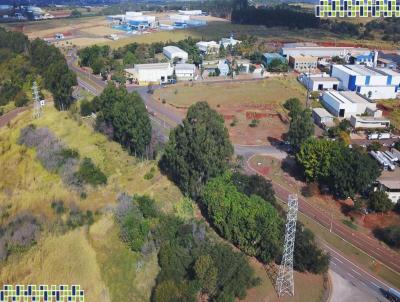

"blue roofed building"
[262,53,286,67]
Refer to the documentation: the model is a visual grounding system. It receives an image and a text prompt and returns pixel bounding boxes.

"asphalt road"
[66,55,399,299]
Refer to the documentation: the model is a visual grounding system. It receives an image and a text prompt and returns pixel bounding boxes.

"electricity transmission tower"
[32,81,43,118]
[276,194,299,298]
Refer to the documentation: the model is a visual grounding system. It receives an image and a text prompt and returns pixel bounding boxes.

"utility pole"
[32,81,43,119]
[276,194,299,298]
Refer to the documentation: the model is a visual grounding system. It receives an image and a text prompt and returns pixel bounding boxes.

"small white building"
[312,107,335,127]
[196,41,219,55]
[349,115,390,129]
[299,74,340,91]
[175,63,196,81]
[178,10,202,15]
[376,178,400,204]
[321,90,376,118]
[125,63,174,85]
[220,36,241,49]
[217,60,230,76]
[126,11,143,17]
[163,46,188,63]
[170,14,190,22]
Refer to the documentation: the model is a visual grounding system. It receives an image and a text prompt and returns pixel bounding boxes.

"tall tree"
[368,191,393,213]
[160,101,233,198]
[288,108,314,151]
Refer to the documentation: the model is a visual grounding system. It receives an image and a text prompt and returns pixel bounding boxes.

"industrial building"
[331,65,400,99]
[281,43,369,58]
[217,60,230,76]
[262,53,286,67]
[220,36,241,49]
[174,63,196,81]
[312,107,335,128]
[349,115,390,129]
[377,177,400,204]
[288,55,318,72]
[107,12,158,30]
[178,10,203,15]
[125,63,174,85]
[196,41,219,54]
[163,46,188,63]
[299,73,339,91]
[321,90,376,118]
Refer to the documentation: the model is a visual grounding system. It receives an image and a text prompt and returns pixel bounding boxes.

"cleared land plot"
[154,77,306,108]
[153,77,305,144]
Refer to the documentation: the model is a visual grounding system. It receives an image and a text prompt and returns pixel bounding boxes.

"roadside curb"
[326,271,333,302]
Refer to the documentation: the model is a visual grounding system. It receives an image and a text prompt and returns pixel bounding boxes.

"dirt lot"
[153,76,306,145]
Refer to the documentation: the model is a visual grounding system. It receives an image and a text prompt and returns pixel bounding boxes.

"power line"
[276,194,298,297]
[32,81,44,119]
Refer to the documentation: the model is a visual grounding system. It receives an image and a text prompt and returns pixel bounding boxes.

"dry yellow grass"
[154,76,306,109]
[0,104,182,222]
[0,228,110,302]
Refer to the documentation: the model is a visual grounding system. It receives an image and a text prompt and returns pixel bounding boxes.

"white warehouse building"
[163,46,188,63]
[175,63,196,81]
[299,73,340,91]
[125,63,174,85]
[331,65,400,99]
[196,41,219,54]
[321,90,376,118]
[281,44,369,58]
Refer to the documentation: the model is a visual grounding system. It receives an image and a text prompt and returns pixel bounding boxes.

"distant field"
[154,76,306,108]
[2,16,397,50]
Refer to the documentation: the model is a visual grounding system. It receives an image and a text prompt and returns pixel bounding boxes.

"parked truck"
[384,288,400,302]
[368,133,379,140]
[379,132,391,139]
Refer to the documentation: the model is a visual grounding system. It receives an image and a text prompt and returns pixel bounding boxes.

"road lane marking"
[351,269,361,276]
[371,282,380,288]
[347,272,355,279]
[332,257,344,264]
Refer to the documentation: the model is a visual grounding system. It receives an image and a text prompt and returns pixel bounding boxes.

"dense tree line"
[203,172,284,263]
[296,138,381,199]
[284,98,314,152]
[231,3,320,29]
[0,28,77,111]
[160,101,329,274]
[373,225,400,249]
[114,193,259,302]
[159,102,234,198]
[93,82,153,158]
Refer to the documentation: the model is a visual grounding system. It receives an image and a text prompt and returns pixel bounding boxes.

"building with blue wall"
[331,65,400,99]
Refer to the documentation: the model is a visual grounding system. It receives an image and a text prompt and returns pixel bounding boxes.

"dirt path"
[0,106,29,128]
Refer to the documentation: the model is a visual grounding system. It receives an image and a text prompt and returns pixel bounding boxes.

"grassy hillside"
[0,104,325,301]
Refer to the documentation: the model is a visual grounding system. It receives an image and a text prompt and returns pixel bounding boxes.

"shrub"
[373,225,400,248]
[135,195,158,218]
[368,191,393,213]
[1,214,40,251]
[80,99,94,116]
[51,200,65,215]
[14,91,29,107]
[74,157,107,186]
[249,119,260,127]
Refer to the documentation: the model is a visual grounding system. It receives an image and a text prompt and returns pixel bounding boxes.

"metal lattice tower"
[32,81,42,118]
[276,194,299,297]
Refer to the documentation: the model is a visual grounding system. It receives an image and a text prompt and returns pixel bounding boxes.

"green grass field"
[154,76,306,109]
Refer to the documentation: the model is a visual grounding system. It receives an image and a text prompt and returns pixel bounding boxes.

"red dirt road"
[0,106,29,128]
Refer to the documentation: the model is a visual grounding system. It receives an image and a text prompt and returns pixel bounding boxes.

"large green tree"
[160,101,234,198]
[288,108,314,151]
[94,82,151,157]
[203,172,283,263]
[368,191,393,213]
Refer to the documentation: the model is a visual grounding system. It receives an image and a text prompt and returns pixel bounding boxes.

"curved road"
[66,53,400,297]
